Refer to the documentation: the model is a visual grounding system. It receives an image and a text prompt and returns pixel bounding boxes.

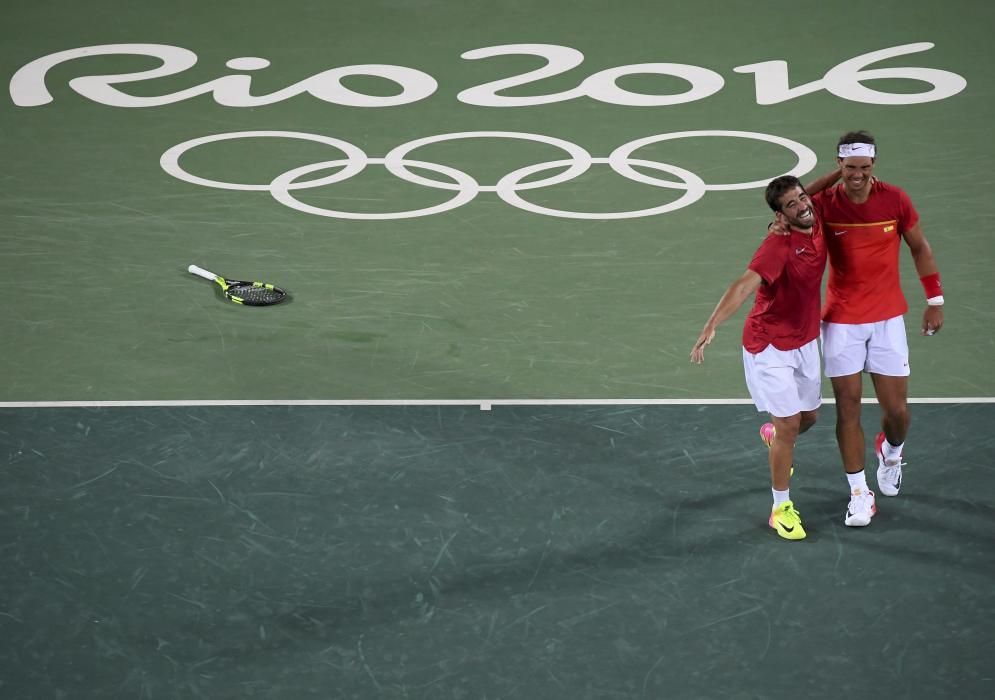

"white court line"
[0,398,993,409]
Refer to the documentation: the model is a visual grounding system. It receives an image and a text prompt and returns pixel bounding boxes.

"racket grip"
[188,264,219,280]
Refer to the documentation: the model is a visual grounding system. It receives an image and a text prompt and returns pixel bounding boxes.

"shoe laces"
[777,502,801,524]
[849,490,874,511]
[880,460,905,481]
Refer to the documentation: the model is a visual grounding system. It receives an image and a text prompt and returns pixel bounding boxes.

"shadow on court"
[1,404,992,699]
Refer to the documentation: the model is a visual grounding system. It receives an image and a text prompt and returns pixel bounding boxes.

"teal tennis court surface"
[2,1,994,697]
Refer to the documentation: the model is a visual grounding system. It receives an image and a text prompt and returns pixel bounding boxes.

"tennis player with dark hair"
[691,175,826,540]
[797,130,945,523]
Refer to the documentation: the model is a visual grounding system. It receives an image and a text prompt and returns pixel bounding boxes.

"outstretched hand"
[690,329,715,364]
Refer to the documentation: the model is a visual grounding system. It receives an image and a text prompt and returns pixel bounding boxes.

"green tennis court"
[2,0,993,697]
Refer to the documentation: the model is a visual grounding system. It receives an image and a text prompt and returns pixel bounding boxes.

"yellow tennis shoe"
[769,501,806,540]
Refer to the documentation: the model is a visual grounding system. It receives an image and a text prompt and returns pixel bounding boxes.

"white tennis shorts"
[821,316,910,378]
[742,339,822,418]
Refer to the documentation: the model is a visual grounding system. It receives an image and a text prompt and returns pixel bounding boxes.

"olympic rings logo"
[159,130,817,220]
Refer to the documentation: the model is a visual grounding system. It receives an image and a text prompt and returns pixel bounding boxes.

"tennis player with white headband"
[770,130,945,527]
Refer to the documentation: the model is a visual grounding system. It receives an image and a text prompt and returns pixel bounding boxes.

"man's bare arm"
[690,269,764,363]
[903,224,939,277]
[903,223,944,336]
[804,166,841,196]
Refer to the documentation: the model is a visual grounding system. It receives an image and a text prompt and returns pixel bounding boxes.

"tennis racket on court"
[187,264,288,306]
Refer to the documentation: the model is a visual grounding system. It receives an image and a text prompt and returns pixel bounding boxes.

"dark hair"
[765,175,804,212]
[838,130,876,149]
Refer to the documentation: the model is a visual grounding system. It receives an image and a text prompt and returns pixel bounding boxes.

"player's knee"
[833,398,861,424]
[773,415,802,442]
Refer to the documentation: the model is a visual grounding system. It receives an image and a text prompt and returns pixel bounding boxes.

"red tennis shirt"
[811,180,919,324]
[742,222,827,354]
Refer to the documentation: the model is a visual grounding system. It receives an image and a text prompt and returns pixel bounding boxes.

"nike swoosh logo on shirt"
[795,247,806,255]
[834,230,847,236]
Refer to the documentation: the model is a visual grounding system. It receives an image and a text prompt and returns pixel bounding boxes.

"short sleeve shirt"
[811,180,919,324]
[742,221,827,354]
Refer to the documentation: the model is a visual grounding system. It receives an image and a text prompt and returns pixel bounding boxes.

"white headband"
[838,142,875,158]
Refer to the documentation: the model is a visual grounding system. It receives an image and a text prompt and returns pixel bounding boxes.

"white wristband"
[927,295,945,306]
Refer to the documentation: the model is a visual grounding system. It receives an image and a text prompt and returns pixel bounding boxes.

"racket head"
[221,279,288,306]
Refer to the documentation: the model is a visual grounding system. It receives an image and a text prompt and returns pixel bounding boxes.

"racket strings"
[227,283,286,305]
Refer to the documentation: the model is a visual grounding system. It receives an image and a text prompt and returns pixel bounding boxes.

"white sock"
[884,439,904,461]
[846,470,869,494]
[772,488,790,507]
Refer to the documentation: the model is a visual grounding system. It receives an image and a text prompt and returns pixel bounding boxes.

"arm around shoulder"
[803,166,841,196]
